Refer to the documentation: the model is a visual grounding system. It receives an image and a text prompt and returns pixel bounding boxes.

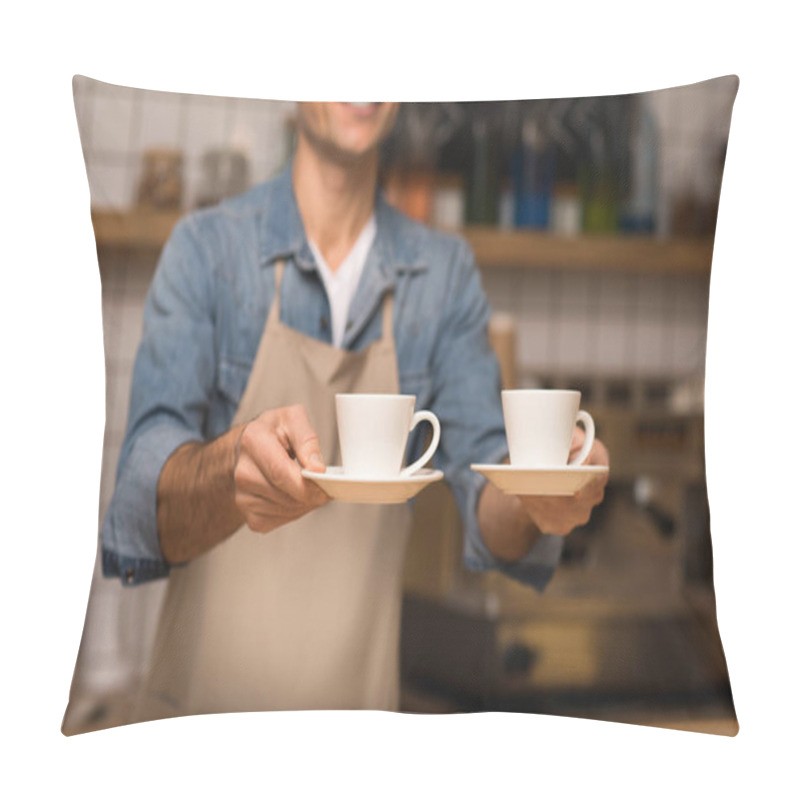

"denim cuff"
[460,447,564,593]
[101,547,171,586]
[101,423,201,586]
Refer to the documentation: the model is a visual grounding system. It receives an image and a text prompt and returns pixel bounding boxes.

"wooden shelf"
[463,226,714,274]
[92,208,182,250]
[91,209,714,275]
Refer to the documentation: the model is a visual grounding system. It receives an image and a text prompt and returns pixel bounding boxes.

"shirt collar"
[258,160,430,281]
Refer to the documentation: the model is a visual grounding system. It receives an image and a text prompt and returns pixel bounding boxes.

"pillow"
[63,75,739,736]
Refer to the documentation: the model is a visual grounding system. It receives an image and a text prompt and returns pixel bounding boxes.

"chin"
[297,101,398,165]
[329,142,380,167]
[326,131,385,164]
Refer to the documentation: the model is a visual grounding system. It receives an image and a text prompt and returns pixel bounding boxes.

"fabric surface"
[66,78,739,736]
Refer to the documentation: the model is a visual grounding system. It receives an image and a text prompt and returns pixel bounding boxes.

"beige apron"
[135,260,412,722]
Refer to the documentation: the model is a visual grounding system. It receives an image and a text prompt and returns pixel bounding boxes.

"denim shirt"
[101,164,564,589]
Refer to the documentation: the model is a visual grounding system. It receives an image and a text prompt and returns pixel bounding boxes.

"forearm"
[477,479,542,563]
[157,424,247,565]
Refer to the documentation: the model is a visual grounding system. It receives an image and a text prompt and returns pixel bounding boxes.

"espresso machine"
[399,372,735,726]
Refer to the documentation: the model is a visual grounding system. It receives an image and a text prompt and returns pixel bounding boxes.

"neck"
[292,135,378,272]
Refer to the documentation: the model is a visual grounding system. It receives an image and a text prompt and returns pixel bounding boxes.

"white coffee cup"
[502,389,595,468]
[335,393,441,478]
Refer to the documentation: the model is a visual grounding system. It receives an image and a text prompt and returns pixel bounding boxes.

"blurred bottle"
[384,169,435,223]
[550,138,581,236]
[497,177,515,230]
[465,109,500,225]
[431,173,466,230]
[488,313,518,390]
[550,183,582,235]
[434,106,470,230]
[619,96,659,234]
[511,116,555,229]
[580,127,619,233]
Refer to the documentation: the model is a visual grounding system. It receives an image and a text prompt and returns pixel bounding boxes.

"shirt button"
[320,316,329,332]
[124,568,135,584]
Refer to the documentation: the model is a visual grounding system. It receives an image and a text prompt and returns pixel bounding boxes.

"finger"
[576,476,606,503]
[235,450,310,513]
[280,405,326,472]
[235,418,329,518]
[240,504,307,533]
[252,432,327,506]
[239,492,306,522]
[239,478,329,527]
[520,494,595,535]
[569,425,586,455]
[519,496,573,525]
[585,439,610,467]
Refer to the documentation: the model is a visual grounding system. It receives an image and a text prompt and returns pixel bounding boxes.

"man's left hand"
[518,427,610,536]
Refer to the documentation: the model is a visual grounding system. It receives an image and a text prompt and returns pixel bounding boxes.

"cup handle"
[568,410,595,466]
[401,410,441,477]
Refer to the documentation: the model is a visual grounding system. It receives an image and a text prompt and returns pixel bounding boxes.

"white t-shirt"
[308,215,377,348]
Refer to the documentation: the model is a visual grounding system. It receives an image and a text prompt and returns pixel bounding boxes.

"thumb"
[304,450,326,472]
[295,436,325,472]
[283,407,326,472]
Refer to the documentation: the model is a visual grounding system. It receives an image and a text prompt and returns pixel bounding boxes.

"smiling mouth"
[341,102,382,116]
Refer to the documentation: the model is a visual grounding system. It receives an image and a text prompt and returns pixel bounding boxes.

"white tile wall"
[89,89,136,156]
[487,267,711,379]
[85,161,133,208]
[184,99,230,157]
[558,270,592,309]
[137,96,183,151]
[671,320,708,373]
[74,76,295,210]
[632,319,667,373]
[553,312,591,372]
[595,318,631,373]
[516,317,552,374]
[522,269,555,310]
[480,269,514,311]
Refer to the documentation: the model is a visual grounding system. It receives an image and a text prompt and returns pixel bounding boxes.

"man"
[102,101,609,720]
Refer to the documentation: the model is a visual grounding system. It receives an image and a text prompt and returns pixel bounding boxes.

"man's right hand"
[158,404,329,565]
[233,404,330,533]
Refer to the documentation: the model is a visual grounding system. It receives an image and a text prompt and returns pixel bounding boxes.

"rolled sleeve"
[101,216,218,586]
[462,480,565,592]
[431,239,562,593]
[101,424,200,585]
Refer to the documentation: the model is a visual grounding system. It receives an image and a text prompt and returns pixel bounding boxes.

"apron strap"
[380,290,395,346]
[267,259,285,324]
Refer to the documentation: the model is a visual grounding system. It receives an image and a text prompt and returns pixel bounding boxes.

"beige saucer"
[301,467,444,504]
[471,463,609,496]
